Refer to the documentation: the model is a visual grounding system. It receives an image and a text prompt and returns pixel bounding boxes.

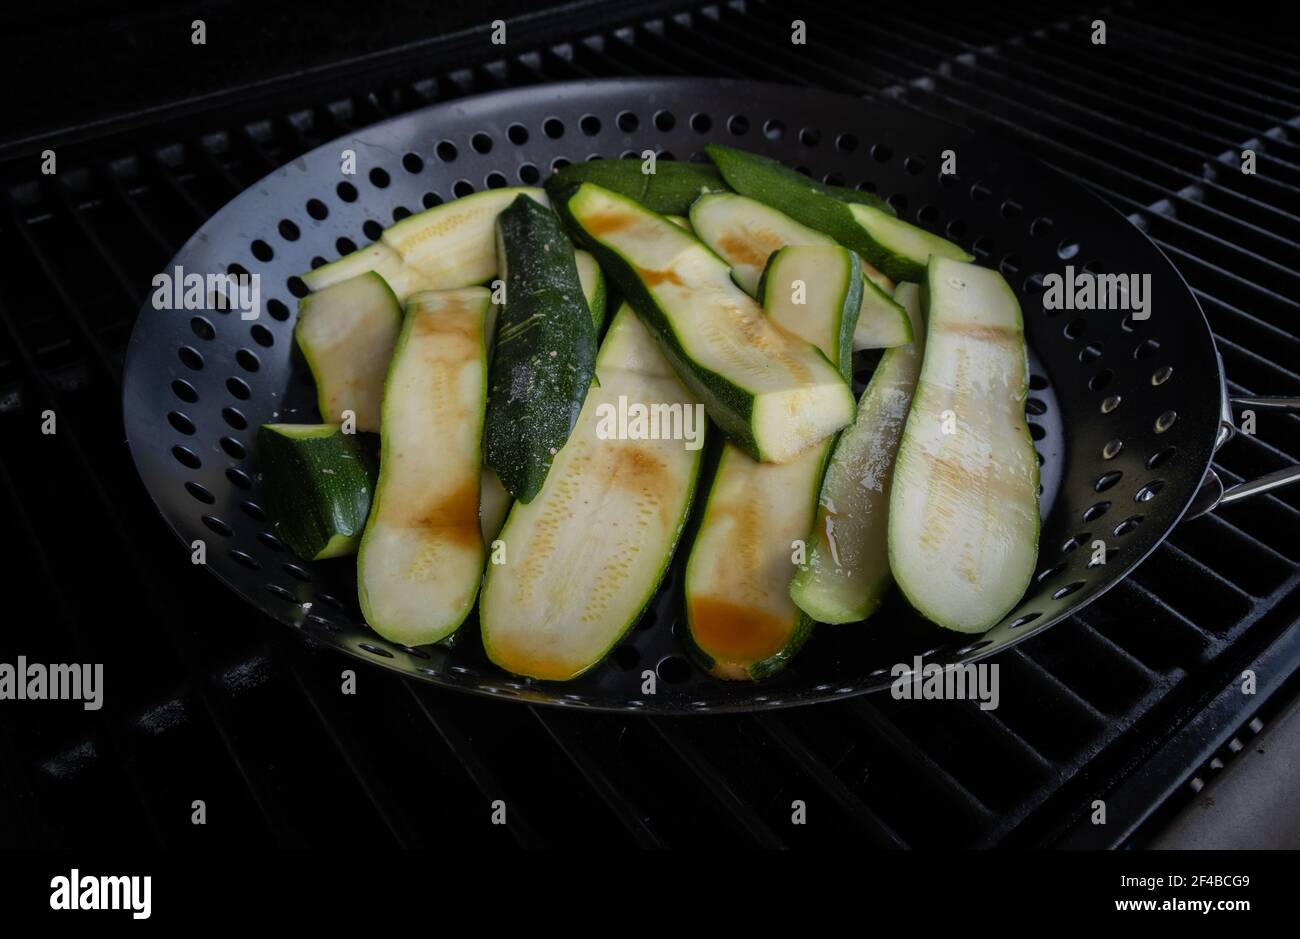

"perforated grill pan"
[123,78,1227,713]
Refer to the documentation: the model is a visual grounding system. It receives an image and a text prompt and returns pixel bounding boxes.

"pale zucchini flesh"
[574,248,607,332]
[684,440,830,680]
[357,287,491,646]
[758,245,862,382]
[294,272,401,432]
[559,183,854,464]
[683,240,853,679]
[888,258,1040,632]
[789,282,927,624]
[301,188,548,300]
[481,305,705,681]
[690,192,911,351]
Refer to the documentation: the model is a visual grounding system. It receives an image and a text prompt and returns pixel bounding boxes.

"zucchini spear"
[888,258,1040,632]
[558,182,854,464]
[707,144,972,282]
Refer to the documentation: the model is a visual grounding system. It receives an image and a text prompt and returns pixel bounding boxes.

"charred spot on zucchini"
[294,272,401,432]
[544,159,726,215]
[706,144,971,282]
[790,282,927,625]
[357,287,492,646]
[485,194,598,503]
[481,305,705,681]
[557,182,854,464]
[301,188,548,300]
[690,192,910,351]
[258,423,376,561]
[888,258,1040,632]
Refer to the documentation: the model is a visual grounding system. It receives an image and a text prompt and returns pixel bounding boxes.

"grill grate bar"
[2,194,124,383]
[847,699,993,822]
[647,718,785,847]
[753,714,909,847]
[402,683,544,848]
[0,291,300,845]
[529,708,666,849]
[0,449,169,846]
[282,651,424,848]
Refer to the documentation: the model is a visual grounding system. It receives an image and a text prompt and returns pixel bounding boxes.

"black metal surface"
[121,77,1220,711]
[3,0,1299,847]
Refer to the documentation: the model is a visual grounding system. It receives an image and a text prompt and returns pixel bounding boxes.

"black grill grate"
[2,0,1299,847]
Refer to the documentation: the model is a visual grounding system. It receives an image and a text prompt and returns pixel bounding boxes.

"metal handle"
[1188,393,1300,518]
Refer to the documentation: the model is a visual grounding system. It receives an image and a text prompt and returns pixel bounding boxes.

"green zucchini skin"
[758,245,863,382]
[544,159,727,215]
[257,423,376,561]
[704,144,894,216]
[294,272,402,432]
[485,195,598,503]
[789,282,927,625]
[888,258,1040,633]
[557,182,855,464]
[706,144,971,282]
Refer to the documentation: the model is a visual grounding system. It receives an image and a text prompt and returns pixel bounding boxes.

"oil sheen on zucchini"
[357,287,492,646]
[485,195,598,503]
[481,305,705,681]
[258,423,376,561]
[888,258,1040,632]
[789,282,926,624]
[706,145,971,282]
[294,271,401,431]
[690,192,910,350]
[682,247,855,680]
[558,182,854,464]
[301,188,547,300]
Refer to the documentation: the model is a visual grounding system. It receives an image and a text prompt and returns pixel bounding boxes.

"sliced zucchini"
[690,192,910,350]
[545,159,726,215]
[683,440,830,680]
[758,245,862,382]
[888,258,1040,632]
[481,305,706,681]
[574,248,607,332]
[301,188,548,300]
[357,287,492,646]
[682,243,854,679]
[480,466,511,544]
[485,195,598,502]
[707,144,971,282]
[704,145,894,214]
[558,182,854,464]
[258,423,376,561]
[293,272,401,432]
[789,282,926,624]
